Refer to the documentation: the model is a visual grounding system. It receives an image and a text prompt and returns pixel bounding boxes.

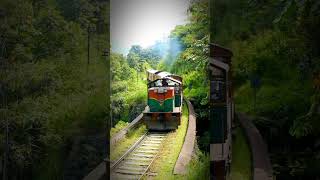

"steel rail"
[111,132,168,180]
[111,132,148,170]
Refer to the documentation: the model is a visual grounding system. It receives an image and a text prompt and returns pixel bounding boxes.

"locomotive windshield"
[148,78,180,88]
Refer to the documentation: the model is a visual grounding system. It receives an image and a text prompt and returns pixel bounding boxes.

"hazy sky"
[111,0,190,55]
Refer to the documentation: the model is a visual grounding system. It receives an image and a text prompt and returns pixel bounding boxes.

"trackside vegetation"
[109,0,255,179]
[148,103,189,179]
[0,0,109,179]
[230,128,252,180]
[6,0,316,178]
[212,0,320,178]
[110,125,147,161]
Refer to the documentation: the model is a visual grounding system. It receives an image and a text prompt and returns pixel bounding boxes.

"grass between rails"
[148,102,210,179]
[147,103,190,179]
[110,102,210,179]
[110,125,147,161]
[230,127,252,180]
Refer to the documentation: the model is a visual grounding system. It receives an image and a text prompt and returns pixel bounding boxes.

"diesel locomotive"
[143,69,183,130]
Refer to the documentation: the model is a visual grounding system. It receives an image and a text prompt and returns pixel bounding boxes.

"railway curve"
[83,99,197,180]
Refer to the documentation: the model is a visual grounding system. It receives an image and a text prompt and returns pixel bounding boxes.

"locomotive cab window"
[148,79,180,88]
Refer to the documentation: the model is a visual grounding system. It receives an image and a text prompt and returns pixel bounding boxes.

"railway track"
[110,132,168,180]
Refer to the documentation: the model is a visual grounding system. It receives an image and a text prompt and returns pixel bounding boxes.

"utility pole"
[102,48,110,180]
[103,48,111,127]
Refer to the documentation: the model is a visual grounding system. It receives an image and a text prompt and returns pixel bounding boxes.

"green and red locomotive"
[143,69,183,130]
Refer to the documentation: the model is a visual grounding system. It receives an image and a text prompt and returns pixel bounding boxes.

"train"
[143,69,183,130]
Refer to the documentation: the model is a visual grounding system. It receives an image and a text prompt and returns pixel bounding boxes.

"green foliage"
[111,53,134,81]
[156,60,168,71]
[0,0,109,179]
[183,71,209,105]
[127,44,162,70]
[184,149,210,180]
[111,52,147,126]
[110,121,128,138]
[171,0,209,72]
[290,93,320,137]
[151,4,212,177]
[167,0,210,105]
[230,127,252,180]
[110,125,147,161]
[211,0,320,178]
[231,27,315,136]
[214,0,320,137]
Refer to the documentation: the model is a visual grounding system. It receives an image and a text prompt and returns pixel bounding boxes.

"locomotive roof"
[147,69,159,74]
[157,71,172,78]
[148,77,181,85]
[147,69,182,84]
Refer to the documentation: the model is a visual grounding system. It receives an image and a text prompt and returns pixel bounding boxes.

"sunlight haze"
[111,0,190,55]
